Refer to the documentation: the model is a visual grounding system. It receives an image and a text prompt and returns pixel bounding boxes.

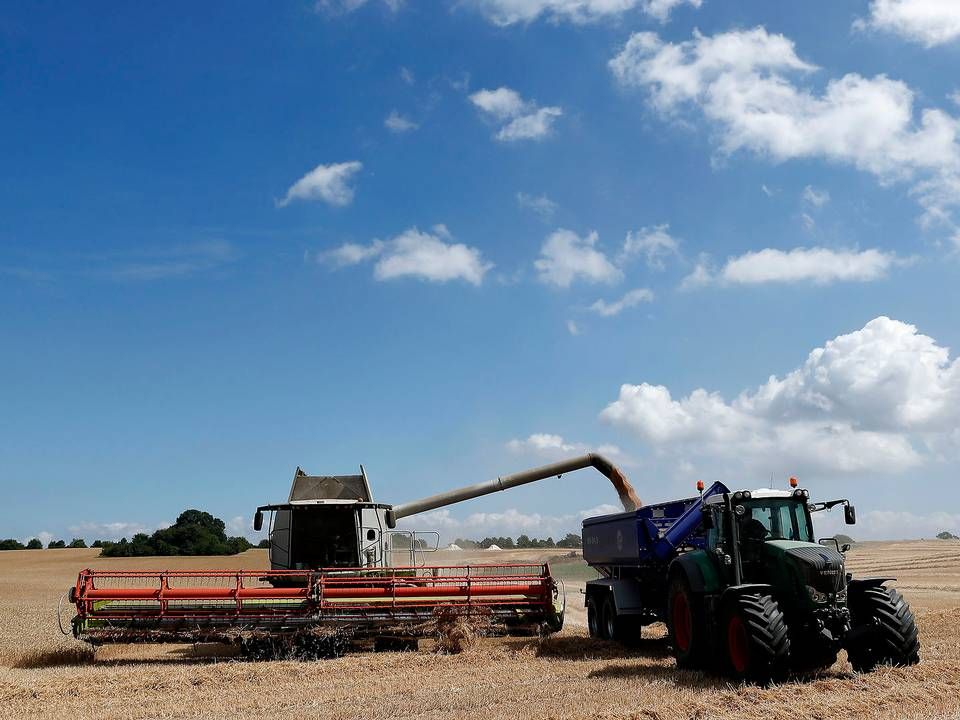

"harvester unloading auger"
[67,454,638,655]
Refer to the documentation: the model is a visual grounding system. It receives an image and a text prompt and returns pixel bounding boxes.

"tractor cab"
[701,486,857,614]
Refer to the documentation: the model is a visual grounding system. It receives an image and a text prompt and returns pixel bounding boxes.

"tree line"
[1,509,256,556]
[452,533,582,549]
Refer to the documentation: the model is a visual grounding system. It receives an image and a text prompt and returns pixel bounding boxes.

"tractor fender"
[669,554,710,593]
[847,577,895,600]
[585,577,645,616]
[719,583,773,603]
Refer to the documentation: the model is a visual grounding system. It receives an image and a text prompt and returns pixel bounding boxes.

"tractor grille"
[785,546,846,594]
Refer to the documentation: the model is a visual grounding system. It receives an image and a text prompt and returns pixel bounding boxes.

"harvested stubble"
[0,544,959,720]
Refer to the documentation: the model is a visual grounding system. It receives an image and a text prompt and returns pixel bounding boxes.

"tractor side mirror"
[844,504,856,525]
[700,506,714,530]
[841,543,851,553]
[253,511,263,532]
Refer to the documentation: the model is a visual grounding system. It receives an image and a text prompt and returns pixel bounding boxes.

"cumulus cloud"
[507,433,624,459]
[619,224,680,269]
[384,110,418,133]
[468,0,701,26]
[589,288,654,316]
[321,226,493,285]
[601,316,960,477]
[535,229,622,287]
[609,27,960,231]
[277,161,363,207]
[855,0,960,48]
[469,87,562,142]
[517,192,559,220]
[680,247,902,287]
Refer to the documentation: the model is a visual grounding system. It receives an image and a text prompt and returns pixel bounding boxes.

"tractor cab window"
[738,500,812,543]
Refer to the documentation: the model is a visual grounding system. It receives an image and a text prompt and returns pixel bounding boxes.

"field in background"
[1,542,959,719]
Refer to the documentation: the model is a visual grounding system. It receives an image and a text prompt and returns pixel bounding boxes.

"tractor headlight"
[806,585,828,604]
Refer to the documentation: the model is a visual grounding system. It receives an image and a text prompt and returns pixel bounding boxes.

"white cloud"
[761,184,776,197]
[680,247,902,287]
[319,240,385,267]
[315,0,404,14]
[609,27,960,231]
[620,224,680,269]
[802,185,831,208]
[399,67,415,85]
[277,161,363,207]
[399,505,613,542]
[322,227,492,285]
[726,247,898,284]
[517,192,558,220]
[384,110,418,133]
[589,288,654,316]
[601,316,960,477]
[468,0,701,26]
[535,229,622,288]
[855,0,960,48]
[469,87,562,142]
[66,520,170,542]
[567,319,581,336]
[507,432,623,458]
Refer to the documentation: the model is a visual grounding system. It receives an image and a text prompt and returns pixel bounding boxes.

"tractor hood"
[763,540,846,595]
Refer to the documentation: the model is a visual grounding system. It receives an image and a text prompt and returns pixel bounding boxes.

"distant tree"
[26,538,43,549]
[0,539,25,550]
[67,538,87,548]
[556,533,582,549]
[516,534,532,548]
[257,538,271,549]
[99,510,253,557]
[453,538,479,549]
[91,540,103,548]
[47,539,66,549]
[937,531,959,540]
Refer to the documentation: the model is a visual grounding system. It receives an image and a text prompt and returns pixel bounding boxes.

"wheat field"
[1,542,959,720]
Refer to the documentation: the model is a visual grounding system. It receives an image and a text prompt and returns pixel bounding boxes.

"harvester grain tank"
[581,479,920,683]
[69,454,637,655]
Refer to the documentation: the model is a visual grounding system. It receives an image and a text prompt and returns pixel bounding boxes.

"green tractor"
[582,481,920,684]
[669,486,920,682]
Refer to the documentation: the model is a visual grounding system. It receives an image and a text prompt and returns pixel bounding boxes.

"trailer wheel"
[667,575,707,669]
[722,593,790,685]
[847,586,919,672]
[587,596,603,639]
[602,595,618,642]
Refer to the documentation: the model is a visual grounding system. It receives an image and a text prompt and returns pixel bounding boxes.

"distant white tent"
[445,543,463,551]
[486,544,502,551]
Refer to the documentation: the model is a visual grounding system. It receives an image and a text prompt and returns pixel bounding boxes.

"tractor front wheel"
[847,586,919,672]
[722,593,790,684]
[666,574,707,669]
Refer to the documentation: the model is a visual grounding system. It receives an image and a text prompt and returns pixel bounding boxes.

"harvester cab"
[252,466,438,572]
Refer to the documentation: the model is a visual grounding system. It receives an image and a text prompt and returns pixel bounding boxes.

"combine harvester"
[67,454,639,657]
[581,478,920,683]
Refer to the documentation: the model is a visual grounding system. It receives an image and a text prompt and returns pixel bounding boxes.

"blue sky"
[2,0,959,545]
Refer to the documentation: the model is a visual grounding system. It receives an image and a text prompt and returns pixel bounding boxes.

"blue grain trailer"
[581,481,920,683]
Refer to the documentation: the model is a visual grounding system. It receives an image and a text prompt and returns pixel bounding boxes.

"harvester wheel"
[847,586,919,672]
[666,574,707,669]
[587,596,603,639]
[722,593,790,684]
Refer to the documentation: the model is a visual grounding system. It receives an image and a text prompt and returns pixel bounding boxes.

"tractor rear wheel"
[666,574,707,669]
[722,593,790,684]
[847,586,919,672]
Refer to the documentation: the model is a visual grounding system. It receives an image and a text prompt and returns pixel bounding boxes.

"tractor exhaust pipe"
[387,454,640,527]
